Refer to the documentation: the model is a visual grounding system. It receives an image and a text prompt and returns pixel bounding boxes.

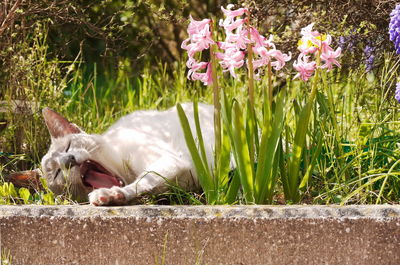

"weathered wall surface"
[0,205,399,265]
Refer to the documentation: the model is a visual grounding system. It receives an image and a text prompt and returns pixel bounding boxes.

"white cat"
[23,103,215,206]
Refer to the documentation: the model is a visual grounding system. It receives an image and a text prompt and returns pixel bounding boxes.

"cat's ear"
[42,107,84,139]
[5,169,43,191]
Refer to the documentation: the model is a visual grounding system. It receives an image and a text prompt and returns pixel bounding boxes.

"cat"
[10,103,215,206]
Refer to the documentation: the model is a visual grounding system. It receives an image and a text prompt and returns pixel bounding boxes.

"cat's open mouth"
[80,160,124,189]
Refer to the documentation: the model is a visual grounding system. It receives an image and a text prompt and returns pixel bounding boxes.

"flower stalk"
[210,21,222,177]
[245,12,255,110]
[244,11,257,176]
[267,61,273,107]
[287,52,321,202]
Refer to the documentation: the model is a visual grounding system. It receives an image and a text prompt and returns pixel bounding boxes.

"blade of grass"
[299,131,323,190]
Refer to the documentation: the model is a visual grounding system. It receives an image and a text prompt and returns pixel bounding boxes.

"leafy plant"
[178,5,342,204]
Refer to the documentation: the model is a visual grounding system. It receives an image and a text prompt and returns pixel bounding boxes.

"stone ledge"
[1,204,399,219]
[1,205,399,265]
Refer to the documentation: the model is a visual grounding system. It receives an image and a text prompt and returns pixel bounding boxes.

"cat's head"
[7,108,125,202]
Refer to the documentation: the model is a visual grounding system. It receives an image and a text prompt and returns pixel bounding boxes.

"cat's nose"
[59,154,78,169]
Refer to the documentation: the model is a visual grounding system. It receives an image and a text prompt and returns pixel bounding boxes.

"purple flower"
[395,83,400,103]
[389,4,400,54]
[338,36,347,50]
[338,34,356,52]
[364,44,375,72]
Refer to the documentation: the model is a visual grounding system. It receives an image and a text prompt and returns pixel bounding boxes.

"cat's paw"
[89,186,127,206]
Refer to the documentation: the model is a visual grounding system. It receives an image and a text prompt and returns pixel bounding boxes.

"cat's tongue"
[80,160,123,189]
[84,169,120,189]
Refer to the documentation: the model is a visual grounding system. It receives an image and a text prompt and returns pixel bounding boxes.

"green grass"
[1,249,12,265]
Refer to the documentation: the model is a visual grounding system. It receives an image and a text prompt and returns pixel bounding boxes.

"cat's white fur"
[40,103,214,205]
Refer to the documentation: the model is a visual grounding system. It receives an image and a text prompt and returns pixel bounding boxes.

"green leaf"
[7,183,18,198]
[245,100,257,178]
[255,90,285,203]
[225,170,240,204]
[218,123,233,193]
[42,192,55,205]
[221,92,240,203]
[40,177,49,191]
[287,98,314,202]
[19,188,31,204]
[299,132,323,189]
[177,103,215,203]
[231,101,254,203]
[279,137,289,198]
[193,97,210,176]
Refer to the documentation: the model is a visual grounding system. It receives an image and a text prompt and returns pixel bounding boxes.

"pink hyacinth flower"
[249,27,291,77]
[269,49,292,71]
[181,15,215,85]
[250,27,269,57]
[320,34,334,54]
[250,27,276,49]
[225,25,251,49]
[297,23,321,54]
[220,4,248,32]
[187,61,208,79]
[320,47,342,71]
[294,23,341,81]
[181,17,214,58]
[293,54,317,81]
[217,5,250,78]
[187,15,211,35]
[222,18,246,33]
[189,62,213,85]
[221,4,248,17]
[216,43,245,78]
[301,23,320,38]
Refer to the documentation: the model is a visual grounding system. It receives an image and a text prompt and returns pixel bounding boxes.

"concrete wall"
[0,205,399,265]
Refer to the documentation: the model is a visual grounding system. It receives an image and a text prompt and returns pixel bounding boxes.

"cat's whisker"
[87,145,99,154]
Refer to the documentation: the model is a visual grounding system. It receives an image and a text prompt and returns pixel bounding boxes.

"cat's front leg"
[88,186,127,206]
[89,155,193,206]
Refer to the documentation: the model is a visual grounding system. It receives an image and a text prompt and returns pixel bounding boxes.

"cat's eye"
[65,141,71,152]
[54,169,61,180]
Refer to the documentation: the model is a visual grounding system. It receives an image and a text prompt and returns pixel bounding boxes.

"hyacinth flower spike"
[389,4,400,54]
[395,82,400,103]
[179,14,225,203]
[287,23,341,203]
[320,48,341,71]
[248,27,291,78]
[217,5,250,79]
[181,15,215,85]
[293,23,341,81]
[293,54,317,81]
[388,5,400,103]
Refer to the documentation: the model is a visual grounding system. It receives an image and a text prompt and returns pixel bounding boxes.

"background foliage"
[0,0,399,204]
